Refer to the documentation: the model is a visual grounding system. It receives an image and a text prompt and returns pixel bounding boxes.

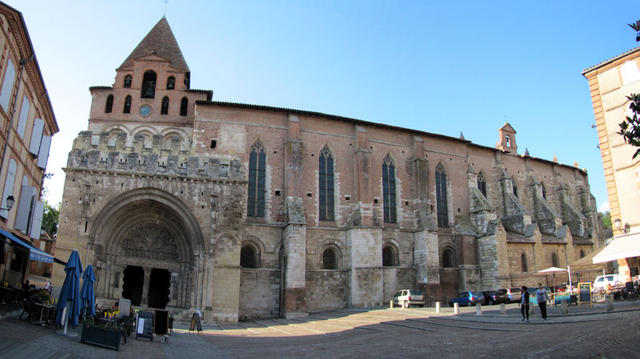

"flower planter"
[80,323,120,351]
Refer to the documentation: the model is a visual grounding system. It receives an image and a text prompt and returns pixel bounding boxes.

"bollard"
[606,295,614,312]
[561,300,568,315]
[453,302,459,314]
[390,300,394,309]
[500,303,506,315]
[435,301,441,313]
[475,302,482,315]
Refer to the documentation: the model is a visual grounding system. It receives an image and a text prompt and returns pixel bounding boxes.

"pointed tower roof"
[118,17,189,72]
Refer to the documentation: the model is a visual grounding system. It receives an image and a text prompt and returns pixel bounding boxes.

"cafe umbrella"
[56,250,83,335]
[80,264,96,317]
[537,266,567,291]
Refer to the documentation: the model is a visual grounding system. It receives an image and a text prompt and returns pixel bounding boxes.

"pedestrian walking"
[520,285,529,322]
[536,283,549,320]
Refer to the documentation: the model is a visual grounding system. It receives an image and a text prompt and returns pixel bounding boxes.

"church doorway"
[148,268,170,309]
[122,265,144,305]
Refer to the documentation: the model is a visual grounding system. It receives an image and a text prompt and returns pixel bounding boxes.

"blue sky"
[9,0,640,211]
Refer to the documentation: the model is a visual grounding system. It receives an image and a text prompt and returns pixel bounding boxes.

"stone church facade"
[53,18,601,322]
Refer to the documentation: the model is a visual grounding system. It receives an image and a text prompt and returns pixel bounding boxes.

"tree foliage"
[42,201,60,237]
[618,94,640,159]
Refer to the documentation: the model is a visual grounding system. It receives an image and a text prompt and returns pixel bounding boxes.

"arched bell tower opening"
[90,188,204,310]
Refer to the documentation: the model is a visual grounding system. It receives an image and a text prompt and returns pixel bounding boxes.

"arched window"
[442,248,456,268]
[521,253,528,272]
[166,76,175,90]
[105,94,113,113]
[513,182,518,198]
[551,252,558,267]
[123,95,131,113]
[382,154,396,224]
[141,70,156,98]
[180,97,188,116]
[161,96,169,115]
[382,245,398,267]
[322,248,337,269]
[506,135,511,147]
[319,145,334,221]
[124,75,132,88]
[541,183,547,200]
[240,245,257,268]
[579,249,585,258]
[436,164,448,228]
[477,172,487,197]
[247,142,266,217]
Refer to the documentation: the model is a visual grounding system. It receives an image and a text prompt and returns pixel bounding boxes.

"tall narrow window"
[123,95,131,113]
[477,172,487,197]
[382,245,397,267]
[247,142,266,217]
[105,94,114,113]
[382,154,396,224]
[140,70,156,98]
[521,253,528,272]
[436,164,448,227]
[506,135,511,147]
[0,159,17,219]
[319,145,335,221]
[322,248,337,269]
[551,252,558,267]
[240,245,257,268]
[123,75,132,88]
[161,96,169,115]
[579,249,585,258]
[541,183,547,200]
[180,97,188,116]
[166,76,175,89]
[513,182,518,198]
[443,248,456,268]
[0,58,16,110]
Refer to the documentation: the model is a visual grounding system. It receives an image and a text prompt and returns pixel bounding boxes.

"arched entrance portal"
[90,188,204,310]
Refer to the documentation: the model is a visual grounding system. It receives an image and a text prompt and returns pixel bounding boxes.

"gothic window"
[124,75,132,88]
[382,244,398,267]
[322,248,337,269]
[105,94,113,113]
[141,70,156,98]
[123,95,131,114]
[382,154,396,224]
[551,252,558,267]
[542,183,547,200]
[580,249,585,258]
[166,76,175,90]
[521,253,528,272]
[436,164,448,228]
[477,172,487,197]
[513,182,518,198]
[319,145,335,221]
[180,97,188,116]
[442,247,456,268]
[240,245,258,268]
[161,96,169,115]
[247,142,266,218]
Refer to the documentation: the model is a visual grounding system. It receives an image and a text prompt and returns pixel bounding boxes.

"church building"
[54,18,601,322]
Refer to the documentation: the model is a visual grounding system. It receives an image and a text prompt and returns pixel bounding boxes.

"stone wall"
[306,270,348,312]
[239,268,280,320]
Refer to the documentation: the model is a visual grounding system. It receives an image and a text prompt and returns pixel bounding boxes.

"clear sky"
[7,0,640,211]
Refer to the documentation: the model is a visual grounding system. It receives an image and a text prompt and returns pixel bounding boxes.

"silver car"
[392,289,424,308]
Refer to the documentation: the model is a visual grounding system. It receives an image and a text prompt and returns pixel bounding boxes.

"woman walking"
[536,283,549,320]
[520,285,529,322]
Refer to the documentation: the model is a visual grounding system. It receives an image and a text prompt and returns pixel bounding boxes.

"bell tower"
[496,122,517,154]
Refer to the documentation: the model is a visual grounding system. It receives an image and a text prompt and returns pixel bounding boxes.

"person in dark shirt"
[520,285,529,322]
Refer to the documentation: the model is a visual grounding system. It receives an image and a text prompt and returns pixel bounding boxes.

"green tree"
[42,201,60,237]
[618,94,640,158]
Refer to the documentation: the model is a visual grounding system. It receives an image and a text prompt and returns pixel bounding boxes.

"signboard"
[136,311,154,341]
[578,282,592,307]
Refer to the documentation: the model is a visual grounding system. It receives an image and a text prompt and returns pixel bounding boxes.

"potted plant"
[80,316,121,351]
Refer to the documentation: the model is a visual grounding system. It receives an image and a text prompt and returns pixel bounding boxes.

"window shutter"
[17,96,29,139]
[0,59,15,110]
[37,136,51,169]
[29,118,44,155]
[15,184,34,233]
[0,159,17,219]
[29,201,44,239]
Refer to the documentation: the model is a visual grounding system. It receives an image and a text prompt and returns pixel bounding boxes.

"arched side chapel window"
[382,244,398,267]
[141,70,156,98]
[319,145,335,221]
[521,253,528,272]
[247,141,266,218]
[513,181,519,198]
[382,154,397,224]
[551,252,558,267]
[442,247,456,268]
[240,244,258,268]
[105,94,113,113]
[180,97,188,116]
[541,183,547,200]
[123,95,131,114]
[322,247,337,269]
[435,164,448,228]
[477,172,487,197]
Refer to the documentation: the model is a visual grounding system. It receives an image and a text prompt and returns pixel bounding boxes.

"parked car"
[482,290,509,305]
[593,274,623,292]
[509,287,522,303]
[448,291,485,307]
[392,289,424,308]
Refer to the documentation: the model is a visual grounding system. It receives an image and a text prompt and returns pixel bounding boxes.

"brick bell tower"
[496,122,517,154]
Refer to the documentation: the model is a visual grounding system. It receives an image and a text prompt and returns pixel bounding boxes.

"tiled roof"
[118,17,189,72]
[582,46,640,75]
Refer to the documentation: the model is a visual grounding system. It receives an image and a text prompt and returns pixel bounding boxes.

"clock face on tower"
[139,105,151,117]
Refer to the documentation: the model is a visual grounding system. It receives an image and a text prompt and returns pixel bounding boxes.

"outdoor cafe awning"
[593,232,640,264]
[0,228,53,263]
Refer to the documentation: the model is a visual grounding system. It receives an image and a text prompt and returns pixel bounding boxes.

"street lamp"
[0,195,14,211]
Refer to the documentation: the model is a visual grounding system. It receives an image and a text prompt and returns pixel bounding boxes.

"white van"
[592,274,623,291]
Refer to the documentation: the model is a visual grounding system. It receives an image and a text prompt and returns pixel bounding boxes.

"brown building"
[54,18,601,322]
[583,45,640,281]
[0,2,57,287]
